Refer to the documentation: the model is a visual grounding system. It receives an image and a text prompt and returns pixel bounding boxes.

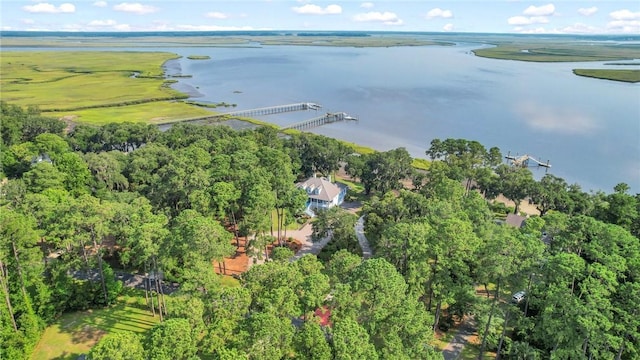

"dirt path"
[355,216,372,259]
[442,317,477,360]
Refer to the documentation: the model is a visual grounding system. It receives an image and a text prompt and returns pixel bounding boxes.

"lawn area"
[412,158,431,171]
[270,209,303,232]
[459,341,496,360]
[43,101,213,125]
[31,289,160,360]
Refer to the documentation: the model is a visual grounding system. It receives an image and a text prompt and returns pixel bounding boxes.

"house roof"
[314,306,332,327]
[505,213,527,228]
[297,176,343,202]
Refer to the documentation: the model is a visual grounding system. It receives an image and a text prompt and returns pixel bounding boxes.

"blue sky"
[1,1,639,34]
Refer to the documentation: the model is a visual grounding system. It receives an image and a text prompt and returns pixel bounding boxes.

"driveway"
[442,317,477,360]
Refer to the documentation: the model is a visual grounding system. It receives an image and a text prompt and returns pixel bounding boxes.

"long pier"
[157,102,321,126]
[281,112,358,131]
[222,102,321,117]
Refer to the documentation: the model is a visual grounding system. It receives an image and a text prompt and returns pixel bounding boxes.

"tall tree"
[88,331,145,360]
[293,320,332,360]
[530,174,571,216]
[360,148,413,195]
[166,209,234,284]
[494,164,536,214]
[145,318,198,360]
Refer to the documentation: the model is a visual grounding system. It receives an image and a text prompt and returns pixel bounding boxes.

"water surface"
[171,44,639,192]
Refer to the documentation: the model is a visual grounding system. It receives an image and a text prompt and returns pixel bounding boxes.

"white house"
[297,175,347,215]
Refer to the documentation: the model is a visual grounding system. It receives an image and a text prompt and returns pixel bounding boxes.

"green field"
[0,51,213,124]
[31,291,160,360]
[573,69,640,83]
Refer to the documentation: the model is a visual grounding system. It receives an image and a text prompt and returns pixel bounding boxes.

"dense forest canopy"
[1,101,638,359]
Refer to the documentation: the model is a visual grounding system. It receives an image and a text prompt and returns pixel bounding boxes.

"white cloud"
[353,11,403,25]
[21,19,35,25]
[360,2,374,9]
[114,24,131,31]
[508,15,549,25]
[608,9,640,33]
[23,2,76,14]
[113,2,158,15]
[292,4,342,15]
[515,102,597,135]
[93,1,108,7]
[59,3,75,13]
[88,19,117,26]
[514,27,551,34]
[62,23,83,31]
[443,23,454,31]
[577,7,597,16]
[609,9,640,20]
[426,8,453,19]
[523,4,555,16]
[607,20,640,33]
[560,23,600,34]
[205,12,229,19]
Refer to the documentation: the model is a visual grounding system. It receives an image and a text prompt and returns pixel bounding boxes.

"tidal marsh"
[1,51,211,123]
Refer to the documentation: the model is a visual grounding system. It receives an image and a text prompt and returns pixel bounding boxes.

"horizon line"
[2,30,639,37]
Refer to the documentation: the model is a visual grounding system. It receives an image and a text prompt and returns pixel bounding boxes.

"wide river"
[168,43,639,193]
[5,41,639,192]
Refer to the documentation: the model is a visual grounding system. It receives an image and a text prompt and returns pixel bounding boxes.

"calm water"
[170,44,639,193]
[4,41,639,192]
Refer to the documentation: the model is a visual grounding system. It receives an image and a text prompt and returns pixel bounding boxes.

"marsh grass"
[258,36,451,47]
[573,69,640,83]
[473,42,640,62]
[187,55,211,60]
[0,51,196,120]
[44,101,213,125]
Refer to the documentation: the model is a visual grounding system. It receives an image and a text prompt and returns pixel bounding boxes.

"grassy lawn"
[219,275,241,288]
[43,101,212,125]
[412,158,431,171]
[31,289,160,360]
[270,209,302,232]
[459,342,495,360]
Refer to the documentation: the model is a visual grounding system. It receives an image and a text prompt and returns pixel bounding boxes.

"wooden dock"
[281,112,358,131]
[157,102,321,126]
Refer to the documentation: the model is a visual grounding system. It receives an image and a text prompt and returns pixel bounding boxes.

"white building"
[297,175,347,215]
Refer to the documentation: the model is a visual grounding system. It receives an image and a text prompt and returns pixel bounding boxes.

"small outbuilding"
[505,213,527,228]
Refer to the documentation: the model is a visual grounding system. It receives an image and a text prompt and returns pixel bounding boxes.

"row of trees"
[359,138,639,358]
[87,254,442,360]
[1,102,638,359]
[0,103,358,358]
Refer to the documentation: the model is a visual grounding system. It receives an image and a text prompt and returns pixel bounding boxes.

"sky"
[1,0,639,34]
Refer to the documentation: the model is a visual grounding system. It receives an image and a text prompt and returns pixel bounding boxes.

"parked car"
[511,291,526,303]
